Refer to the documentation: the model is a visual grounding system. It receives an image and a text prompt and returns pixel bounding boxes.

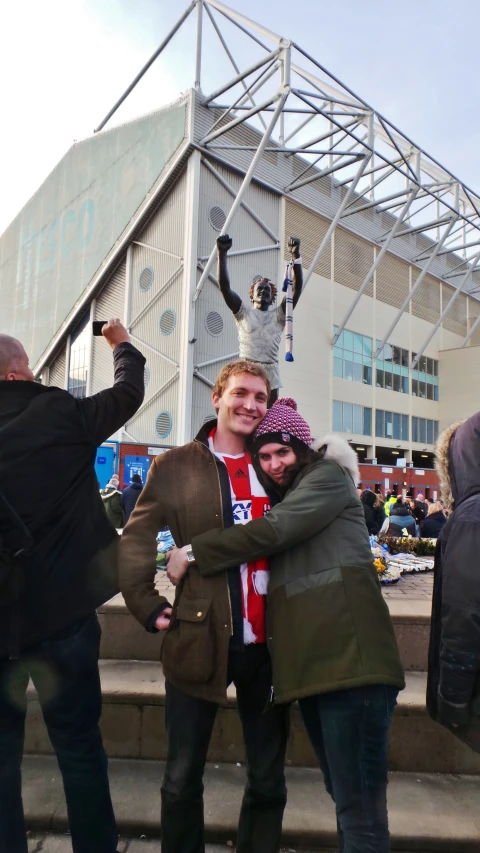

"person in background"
[387,498,416,537]
[0,319,145,853]
[167,398,405,853]
[384,492,397,517]
[360,489,385,535]
[122,473,143,525]
[421,501,447,539]
[427,412,480,752]
[100,477,124,529]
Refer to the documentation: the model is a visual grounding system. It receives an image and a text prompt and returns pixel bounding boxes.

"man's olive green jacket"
[192,453,405,704]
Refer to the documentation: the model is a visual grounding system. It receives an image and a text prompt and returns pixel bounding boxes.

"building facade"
[3,85,480,498]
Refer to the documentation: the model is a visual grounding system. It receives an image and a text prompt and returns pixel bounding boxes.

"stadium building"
[2,0,480,494]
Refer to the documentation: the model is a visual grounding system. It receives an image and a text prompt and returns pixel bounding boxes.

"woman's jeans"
[299,684,398,853]
[0,613,117,853]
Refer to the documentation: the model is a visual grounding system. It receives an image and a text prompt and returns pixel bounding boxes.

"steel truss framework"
[96,0,480,365]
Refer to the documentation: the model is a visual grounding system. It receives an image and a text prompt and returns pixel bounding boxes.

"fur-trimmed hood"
[312,434,360,486]
[436,412,480,510]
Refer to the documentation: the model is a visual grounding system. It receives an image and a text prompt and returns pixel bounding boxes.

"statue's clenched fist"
[217,234,233,253]
[288,236,301,259]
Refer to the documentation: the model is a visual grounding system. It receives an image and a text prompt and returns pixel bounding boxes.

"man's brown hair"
[213,360,270,400]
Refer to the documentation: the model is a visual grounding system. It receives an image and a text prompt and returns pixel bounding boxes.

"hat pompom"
[276,397,297,411]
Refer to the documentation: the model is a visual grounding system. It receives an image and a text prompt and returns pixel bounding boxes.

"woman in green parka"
[167,398,405,853]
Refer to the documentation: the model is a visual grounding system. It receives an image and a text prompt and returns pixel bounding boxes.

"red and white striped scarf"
[208,432,270,644]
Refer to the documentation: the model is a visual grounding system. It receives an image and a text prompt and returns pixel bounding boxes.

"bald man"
[0,321,145,853]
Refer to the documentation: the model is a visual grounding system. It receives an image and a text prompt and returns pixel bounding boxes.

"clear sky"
[1,0,478,235]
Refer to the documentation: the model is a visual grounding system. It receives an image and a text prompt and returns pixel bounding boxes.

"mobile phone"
[92,321,107,336]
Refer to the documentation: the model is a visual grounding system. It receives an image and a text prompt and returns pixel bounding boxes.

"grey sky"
[1,0,479,235]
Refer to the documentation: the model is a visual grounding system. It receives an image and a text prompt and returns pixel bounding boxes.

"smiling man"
[119,360,290,853]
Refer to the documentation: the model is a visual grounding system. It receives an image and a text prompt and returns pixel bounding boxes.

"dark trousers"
[299,685,398,853]
[0,613,117,853]
[161,643,289,853]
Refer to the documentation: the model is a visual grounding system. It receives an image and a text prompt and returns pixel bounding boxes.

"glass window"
[376,409,384,437]
[412,417,418,443]
[393,412,401,440]
[332,327,372,386]
[353,404,363,435]
[376,369,384,388]
[411,379,418,397]
[434,385,439,402]
[343,403,353,433]
[402,414,409,441]
[426,382,434,400]
[364,407,372,436]
[401,348,409,368]
[434,360,439,377]
[363,337,372,357]
[385,411,393,438]
[419,419,426,444]
[333,401,342,432]
[418,355,427,372]
[68,311,90,399]
[427,357,433,376]
[393,374,401,393]
[383,343,393,364]
[401,376,409,394]
[419,381,426,398]
[393,346,401,366]
[427,420,434,445]
[433,421,439,442]
[384,370,392,391]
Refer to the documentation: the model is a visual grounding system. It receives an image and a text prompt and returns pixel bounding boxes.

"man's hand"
[288,236,301,260]
[154,607,172,631]
[217,234,233,254]
[166,545,190,586]
[102,318,131,349]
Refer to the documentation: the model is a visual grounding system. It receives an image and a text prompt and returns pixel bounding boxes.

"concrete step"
[25,663,480,774]
[22,755,480,851]
[98,591,432,672]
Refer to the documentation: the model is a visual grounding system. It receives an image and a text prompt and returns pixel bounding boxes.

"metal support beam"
[201,93,278,145]
[286,153,365,192]
[204,2,267,129]
[195,351,239,368]
[374,217,458,357]
[129,334,179,367]
[198,244,279,261]
[201,157,279,241]
[412,247,480,365]
[202,48,281,106]
[194,91,288,301]
[195,0,203,91]
[94,1,195,132]
[302,153,372,289]
[332,188,420,344]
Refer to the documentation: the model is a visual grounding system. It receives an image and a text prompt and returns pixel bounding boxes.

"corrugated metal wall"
[284,200,330,278]
[48,347,67,388]
[124,171,186,445]
[91,261,126,395]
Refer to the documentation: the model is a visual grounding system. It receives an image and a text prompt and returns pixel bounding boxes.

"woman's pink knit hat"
[252,398,312,452]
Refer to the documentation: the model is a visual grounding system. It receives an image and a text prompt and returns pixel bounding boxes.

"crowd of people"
[359,488,448,539]
[1,321,479,853]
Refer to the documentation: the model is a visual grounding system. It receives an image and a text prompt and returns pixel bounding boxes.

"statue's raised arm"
[280,236,303,313]
[217,234,242,314]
